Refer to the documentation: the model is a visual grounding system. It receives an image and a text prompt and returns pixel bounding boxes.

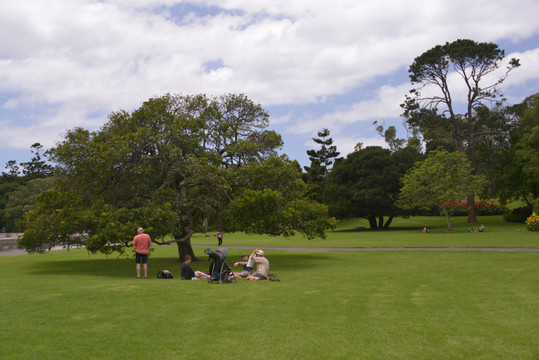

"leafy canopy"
[20,93,335,257]
[325,146,422,229]
[397,150,485,231]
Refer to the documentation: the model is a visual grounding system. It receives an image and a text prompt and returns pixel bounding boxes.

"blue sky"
[1,0,538,172]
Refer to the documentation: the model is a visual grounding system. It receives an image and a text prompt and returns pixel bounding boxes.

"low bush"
[503,207,533,223]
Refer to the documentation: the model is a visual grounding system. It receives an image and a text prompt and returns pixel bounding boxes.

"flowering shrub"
[441,201,509,216]
[525,212,539,232]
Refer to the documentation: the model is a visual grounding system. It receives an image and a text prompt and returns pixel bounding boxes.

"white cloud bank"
[0,0,538,161]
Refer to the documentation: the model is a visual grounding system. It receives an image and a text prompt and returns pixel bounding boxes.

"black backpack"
[156,270,174,279]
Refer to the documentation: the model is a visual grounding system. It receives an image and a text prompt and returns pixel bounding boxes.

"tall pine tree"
[303,129,340,202]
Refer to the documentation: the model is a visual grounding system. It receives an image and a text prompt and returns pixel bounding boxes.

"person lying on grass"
[246,249,269,281]
[181,255,211,280]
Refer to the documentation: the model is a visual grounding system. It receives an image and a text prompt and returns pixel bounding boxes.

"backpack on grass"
[157,270,174,279]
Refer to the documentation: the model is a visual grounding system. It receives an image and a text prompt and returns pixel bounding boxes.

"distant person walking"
[133,227,151,278]
[216,229,223,246]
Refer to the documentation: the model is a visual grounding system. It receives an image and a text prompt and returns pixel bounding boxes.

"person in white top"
[233,253,254,278]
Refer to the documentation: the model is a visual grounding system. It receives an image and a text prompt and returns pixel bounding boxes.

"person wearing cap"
[233,253,254,278]
[133,227,151,278]
[246,249,269,281]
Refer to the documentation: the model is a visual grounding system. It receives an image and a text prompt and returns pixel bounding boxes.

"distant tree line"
[3,39,538,247]
[303,39,537,230]
[0,143,55,232]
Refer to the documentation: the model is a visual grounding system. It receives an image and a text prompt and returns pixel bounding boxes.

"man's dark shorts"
[135,252,148,264]
[251,272,267,280]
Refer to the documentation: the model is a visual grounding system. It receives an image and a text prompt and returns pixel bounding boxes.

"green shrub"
[503,207,533,223]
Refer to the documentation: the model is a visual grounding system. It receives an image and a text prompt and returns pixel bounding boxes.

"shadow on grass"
[27,258,135,278]
[26,252,333,278]
[333,225,448,233]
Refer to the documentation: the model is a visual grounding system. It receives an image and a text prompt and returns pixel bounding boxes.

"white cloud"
[0,0,538,164]
[505,48,539,86]
[284,82,410,137]
[320,134,387,158]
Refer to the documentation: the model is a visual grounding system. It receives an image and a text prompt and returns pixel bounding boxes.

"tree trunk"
[367,215,378,229]
[378,216,384,228]
[383,215,394,229]
[443,208,452,231]
[175,217,197,262]
[467,194,477,223]
[176,238,196,262]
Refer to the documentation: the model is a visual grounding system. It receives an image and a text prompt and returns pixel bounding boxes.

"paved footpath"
[2,245,539,257]
[0,246,67,256]
[193,245,539,252]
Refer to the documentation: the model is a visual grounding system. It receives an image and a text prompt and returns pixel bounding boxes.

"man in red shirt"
[133,227,151,278]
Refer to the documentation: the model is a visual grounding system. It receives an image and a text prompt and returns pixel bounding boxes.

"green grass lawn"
[189,215,538,249]
[1,216,538,359]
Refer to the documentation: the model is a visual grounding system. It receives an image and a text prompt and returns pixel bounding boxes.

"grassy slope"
[188,215,538,248]
[1,217,538,359]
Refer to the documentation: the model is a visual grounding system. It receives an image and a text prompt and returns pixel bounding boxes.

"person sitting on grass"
[181,255,211,280]
[470,225,485,233]
[233,253,254,278]
[246,249,269,281]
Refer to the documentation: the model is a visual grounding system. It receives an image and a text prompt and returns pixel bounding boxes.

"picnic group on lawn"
[132,227,271,281]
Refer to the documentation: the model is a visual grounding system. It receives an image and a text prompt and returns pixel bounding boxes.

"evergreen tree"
[303,129,340,202]
[20,143,54,180]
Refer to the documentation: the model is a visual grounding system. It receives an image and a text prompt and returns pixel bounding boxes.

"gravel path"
[193,245,539,252]
[2,245,538,257]
[0,246,67,256]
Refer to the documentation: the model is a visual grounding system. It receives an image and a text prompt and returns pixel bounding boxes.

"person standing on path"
[216,229,223,246]
[133,227,151,278]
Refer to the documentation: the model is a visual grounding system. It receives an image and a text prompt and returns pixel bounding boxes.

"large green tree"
[397,150,485,231]
[325,146,422,229]
[471,93,539,208]
[223,155,337,237]
[20,93,335,260]
[514,93,539,204]
[402,39,520,223]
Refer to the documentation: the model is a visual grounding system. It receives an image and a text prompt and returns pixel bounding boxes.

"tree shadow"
[27,252,332,278]
[333,226,441,233]
[28,258,135,278]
